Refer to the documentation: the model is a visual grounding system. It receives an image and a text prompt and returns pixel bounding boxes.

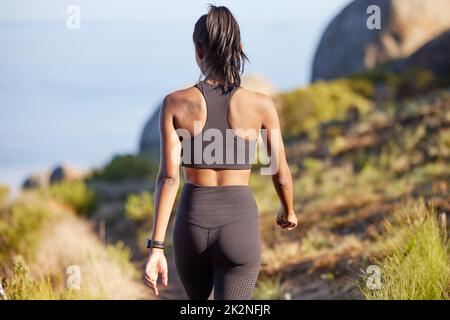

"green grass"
[253,274,284,300]
[362,200,450,300]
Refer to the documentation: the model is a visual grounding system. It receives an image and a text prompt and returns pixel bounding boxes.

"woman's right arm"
[144,94,181,295]
[260,95,298,230]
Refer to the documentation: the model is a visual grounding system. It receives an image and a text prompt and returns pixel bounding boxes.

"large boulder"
[312,0,450,81]
[22,171,51,189]
[391,29,450,76]
[139,74,277,157]
[139,102,162,160]
[49,164,88,184]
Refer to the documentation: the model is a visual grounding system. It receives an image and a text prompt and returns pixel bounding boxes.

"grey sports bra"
[180,80,257,170]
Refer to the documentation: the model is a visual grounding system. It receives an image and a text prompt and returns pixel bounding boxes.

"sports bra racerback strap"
[181,80,257,170]
[194,81,237,132]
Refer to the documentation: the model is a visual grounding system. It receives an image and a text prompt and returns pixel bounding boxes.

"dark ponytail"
[193,5,248,92]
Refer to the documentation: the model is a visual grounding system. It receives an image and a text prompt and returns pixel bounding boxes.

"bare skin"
[145,50,297,296]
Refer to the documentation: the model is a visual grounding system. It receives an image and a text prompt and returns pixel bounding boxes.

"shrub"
[2,256,57,300]
[2,256,97,300]
[125,191,154,222]
[0,185,9,207]
[351,67,439,98]
[0,198,55,265]
[279,79,372,138]
[48,181,97,216]
[92,154,158,182]
[342,77,375,99]
[397,68,436,97]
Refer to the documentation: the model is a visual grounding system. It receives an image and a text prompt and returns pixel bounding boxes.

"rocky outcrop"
[312,0,450,81]
[391,29,450,76]
[139,74,277,157]
[22,171,51,189]
[49,164,88,184]
[139,101,162,160]
[22,164,88,190]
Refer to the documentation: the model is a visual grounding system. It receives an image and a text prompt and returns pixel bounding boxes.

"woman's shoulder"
[235,86,275,112]
[164,83,200,101]
[162,84,204,111]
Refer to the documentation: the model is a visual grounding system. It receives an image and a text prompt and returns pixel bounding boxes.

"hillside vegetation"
[1,66,448,300]
[0,185,147,300]
[252,67,450,299]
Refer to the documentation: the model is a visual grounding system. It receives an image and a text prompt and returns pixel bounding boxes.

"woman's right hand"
[276,209,298,230]
[144,249,168,296]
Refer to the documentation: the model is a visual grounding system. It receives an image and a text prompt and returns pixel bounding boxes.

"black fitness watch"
[146,239,166,250]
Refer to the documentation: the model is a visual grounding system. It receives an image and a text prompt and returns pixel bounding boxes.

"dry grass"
[1,190,149,300]
[261,242,301,271]
[32,214,148,300]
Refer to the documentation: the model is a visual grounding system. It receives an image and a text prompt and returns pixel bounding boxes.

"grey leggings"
[173,183,261,300]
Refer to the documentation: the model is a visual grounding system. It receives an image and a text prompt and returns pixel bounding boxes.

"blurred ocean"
[0,1,349,192]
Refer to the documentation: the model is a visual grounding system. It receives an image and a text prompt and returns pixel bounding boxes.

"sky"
[0,0,351,192]
[1,0,348,23]
[0,0,351,91]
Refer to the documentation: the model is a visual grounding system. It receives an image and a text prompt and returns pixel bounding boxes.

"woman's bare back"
[168,83,272,186]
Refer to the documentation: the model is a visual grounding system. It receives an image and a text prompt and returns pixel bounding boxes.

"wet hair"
[193,4,248,92]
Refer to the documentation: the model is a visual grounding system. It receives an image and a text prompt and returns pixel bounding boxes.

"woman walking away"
[144,5,297,300]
